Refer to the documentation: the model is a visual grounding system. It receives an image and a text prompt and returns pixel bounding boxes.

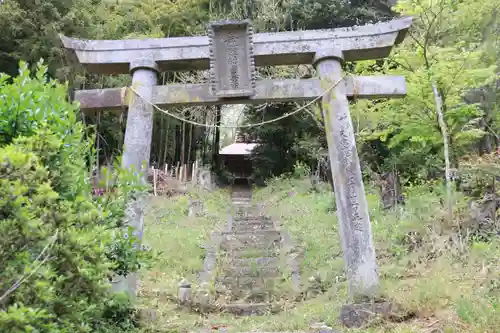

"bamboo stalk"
[181,116,186,166]
[153,167,158,196]
[187,119,193,166]
[163,118,170,166]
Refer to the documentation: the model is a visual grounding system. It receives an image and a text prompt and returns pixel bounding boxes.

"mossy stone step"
[221,230,281,237]
[232,215,269,220]
[220,233,281,251]
[216,275,277,290]
[232,222,272,227]
[231,225,275,232]
[231,218,273,227]
[220,242,280,252]
[224,257,280,267]
[221,265,280,277]
[231,220,273,226]
[226,248,280,258]
[216,287,276,300]
[231,218,272,224]
[232,206,260,213]
[223,302,280,316]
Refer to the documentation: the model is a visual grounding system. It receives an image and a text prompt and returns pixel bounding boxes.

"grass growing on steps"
[138,187,231,326]
[138,179,499,333]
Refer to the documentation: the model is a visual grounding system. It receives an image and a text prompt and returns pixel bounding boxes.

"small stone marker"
[208,20,256,98]
[198,169,215,191]
[138,308,157,324]
[178,278,191,305]
[305,274,323,299]
[188,199,204,217]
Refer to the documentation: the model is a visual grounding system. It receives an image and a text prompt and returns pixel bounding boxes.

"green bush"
[0,61,151,332]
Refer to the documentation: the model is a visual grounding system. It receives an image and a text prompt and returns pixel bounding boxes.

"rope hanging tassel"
[127,75,347,129]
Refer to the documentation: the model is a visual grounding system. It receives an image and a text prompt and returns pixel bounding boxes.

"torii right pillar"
[314,49,379,302]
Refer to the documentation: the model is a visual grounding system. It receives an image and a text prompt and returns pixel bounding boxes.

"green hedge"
[0,61,150,333]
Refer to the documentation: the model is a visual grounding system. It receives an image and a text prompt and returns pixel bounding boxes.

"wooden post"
[191,161,196,185]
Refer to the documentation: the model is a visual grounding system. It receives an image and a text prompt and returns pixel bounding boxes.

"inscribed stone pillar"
[112,59,159,298]
[122,59,159,175]
[313,49,379,301]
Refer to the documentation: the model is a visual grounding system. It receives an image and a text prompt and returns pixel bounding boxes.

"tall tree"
[0,0,103,77]
[353,0,498,183]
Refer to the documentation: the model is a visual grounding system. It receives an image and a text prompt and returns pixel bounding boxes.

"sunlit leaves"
[353,0,498,181]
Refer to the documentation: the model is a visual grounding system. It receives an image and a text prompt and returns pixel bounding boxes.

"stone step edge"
[222,302,280,316]
[221,230,281,236]
[228,218,273,223]
[219,268,281,276]
[222,256,280,264]
[227,224,276,231]
[230,224,275,228]
[196,331,318,333]
[221,250,281,257]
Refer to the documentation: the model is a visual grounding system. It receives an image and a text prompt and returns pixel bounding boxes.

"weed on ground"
[137,179,499,333]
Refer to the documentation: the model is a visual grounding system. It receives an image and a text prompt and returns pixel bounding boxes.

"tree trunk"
[163,119,170,166]
[212,107,221,171]
[187,121,193,166]
[174,124,180,164]
[180,115,186,165]
[432,81,453,222]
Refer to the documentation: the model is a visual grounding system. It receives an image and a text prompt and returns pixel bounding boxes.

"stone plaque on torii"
[61,17,412,302]
[208,19,256,98]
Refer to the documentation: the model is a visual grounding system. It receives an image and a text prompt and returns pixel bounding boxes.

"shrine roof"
[60,17,413,74]
[219,143,259,155]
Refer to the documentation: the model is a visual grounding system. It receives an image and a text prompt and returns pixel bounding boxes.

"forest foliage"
[1,0,497,185]
[0,61,154,332]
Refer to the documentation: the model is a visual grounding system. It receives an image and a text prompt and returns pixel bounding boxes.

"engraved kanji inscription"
[208,20,255,98]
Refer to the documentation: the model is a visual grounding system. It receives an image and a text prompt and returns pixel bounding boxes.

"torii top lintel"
[60,17,412,75]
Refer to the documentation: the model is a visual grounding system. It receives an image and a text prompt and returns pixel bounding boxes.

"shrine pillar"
[313,50,379,301]
[122,59,159,174]
[112,59,159,298]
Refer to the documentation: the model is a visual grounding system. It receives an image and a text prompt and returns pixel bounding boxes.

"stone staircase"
[200,180,300,316]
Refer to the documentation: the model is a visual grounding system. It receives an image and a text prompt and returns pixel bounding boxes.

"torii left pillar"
[112,59,159,298]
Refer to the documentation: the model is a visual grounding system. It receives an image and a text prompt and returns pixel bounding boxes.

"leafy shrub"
[292,161,311,179]
[0,61,152,332]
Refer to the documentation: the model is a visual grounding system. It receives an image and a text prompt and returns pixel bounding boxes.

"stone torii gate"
[61,17,412,301]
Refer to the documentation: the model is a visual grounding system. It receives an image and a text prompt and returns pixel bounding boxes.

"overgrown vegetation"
[1,0,497,181]
[0,62,153,333]
[138,171,498,333]
[243,0,499,185]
